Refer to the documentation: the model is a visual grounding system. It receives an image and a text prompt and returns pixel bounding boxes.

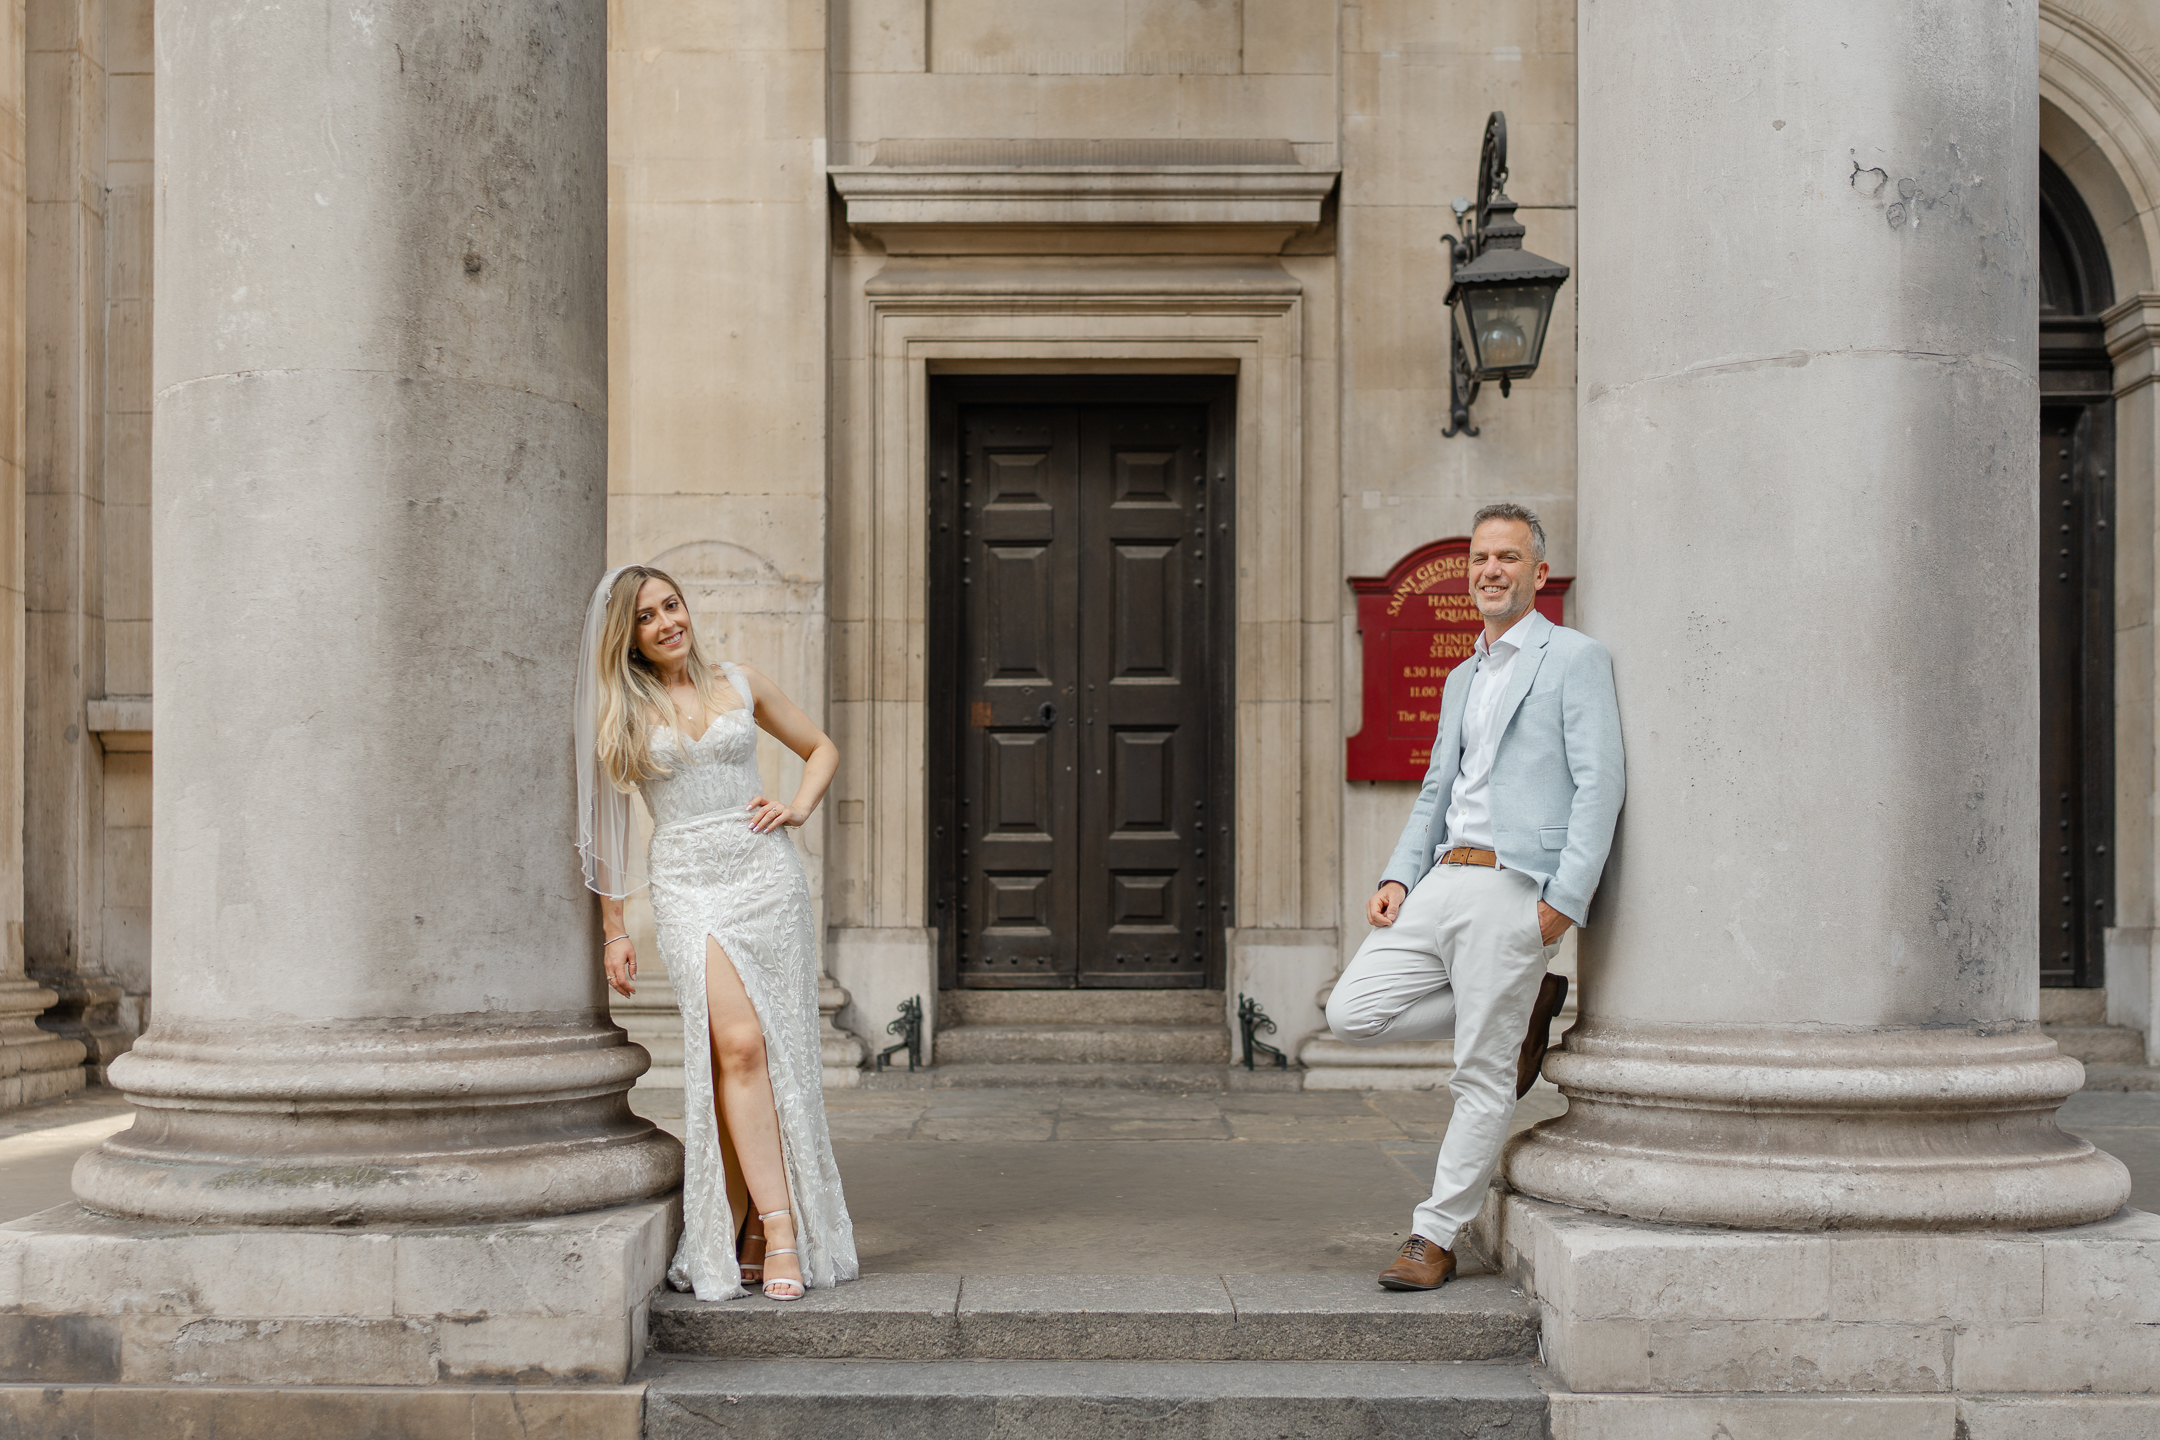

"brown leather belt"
[1440,847,1499,868]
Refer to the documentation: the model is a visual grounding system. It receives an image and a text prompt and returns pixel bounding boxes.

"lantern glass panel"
[1455,283,1555,379]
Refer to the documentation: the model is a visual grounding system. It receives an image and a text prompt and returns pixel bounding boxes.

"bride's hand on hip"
[603,937,638,997]
[748,796,805,833]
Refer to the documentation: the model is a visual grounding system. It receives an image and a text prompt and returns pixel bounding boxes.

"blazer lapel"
[1489,614,1552,745]
[1433,653,1476,779]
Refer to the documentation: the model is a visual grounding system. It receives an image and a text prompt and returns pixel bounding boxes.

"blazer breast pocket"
[1538,826,1568,851]
[1516,691,1562,724]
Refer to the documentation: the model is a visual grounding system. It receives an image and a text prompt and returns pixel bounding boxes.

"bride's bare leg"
[709,1030,758,1280]
[703,935,799,1290]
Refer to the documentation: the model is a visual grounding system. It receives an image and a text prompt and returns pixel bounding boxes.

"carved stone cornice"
[2103,291,2160,395]
[830,138,1338,256]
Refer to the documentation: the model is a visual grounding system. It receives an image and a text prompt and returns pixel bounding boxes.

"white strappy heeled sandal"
[758,1209,804,1301]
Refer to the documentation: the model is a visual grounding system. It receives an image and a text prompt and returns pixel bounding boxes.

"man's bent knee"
[1326,988,1393,1043]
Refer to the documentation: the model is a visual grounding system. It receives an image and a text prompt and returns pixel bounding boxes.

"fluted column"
[1507,0,2130,1229]
[72,0,679,1224]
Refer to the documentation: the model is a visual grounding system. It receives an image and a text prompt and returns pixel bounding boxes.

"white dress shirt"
[1441,610,1541,854]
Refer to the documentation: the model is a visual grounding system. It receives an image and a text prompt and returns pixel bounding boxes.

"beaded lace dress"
[640,662,857,1300]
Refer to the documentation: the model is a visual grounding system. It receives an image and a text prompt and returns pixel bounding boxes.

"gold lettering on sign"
[1384,554,1468,616]
[1428,633,1477,661]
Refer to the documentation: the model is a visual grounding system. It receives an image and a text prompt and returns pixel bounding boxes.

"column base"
[1510,1022,2132,1230]
[0,976,88,1108]
[1490,1191,2160,1397]
[0,1199,677,1386]
[76,1017,683,1226]
[25,970,131,1085]
[820,972,868,1089]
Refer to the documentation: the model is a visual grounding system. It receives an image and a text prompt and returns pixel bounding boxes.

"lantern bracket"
[1441,111,1568,439]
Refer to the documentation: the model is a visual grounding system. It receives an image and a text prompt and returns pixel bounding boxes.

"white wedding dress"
[641,662,858,1300]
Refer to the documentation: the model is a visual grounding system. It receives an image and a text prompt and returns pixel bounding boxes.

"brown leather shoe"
[1516,973,1569,1098]
[1377,1234,1456,1291]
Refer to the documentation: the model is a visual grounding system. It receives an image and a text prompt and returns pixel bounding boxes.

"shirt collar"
[1473,607,1547,659]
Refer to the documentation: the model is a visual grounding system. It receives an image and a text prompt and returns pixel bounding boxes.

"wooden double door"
[929,378,1234,989]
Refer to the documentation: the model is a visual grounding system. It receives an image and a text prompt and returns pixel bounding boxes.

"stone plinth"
[0,1384,644,1439]
[1495,1192,2160,1430]
[0,1200,674,1386]
[1297,1036,1452,1091]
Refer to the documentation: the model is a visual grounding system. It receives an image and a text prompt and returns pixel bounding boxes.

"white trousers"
[1326,863,1555,1250]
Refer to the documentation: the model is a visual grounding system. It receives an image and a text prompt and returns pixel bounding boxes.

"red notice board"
[1345,537,1572,782]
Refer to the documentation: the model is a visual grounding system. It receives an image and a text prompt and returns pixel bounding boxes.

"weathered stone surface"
[641,1356,1546,1440]
[651,1274,963,1360]
[0,1200,674,1385]
[650,1270,1536,1363]
[1505,1194,2160,1397]
[1547,1394,1958,1440]
[1959,1395,2160,1440]
[0,1382,644,1440]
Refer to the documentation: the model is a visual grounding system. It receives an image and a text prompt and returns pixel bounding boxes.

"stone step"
[2046,1024,2148,1065]
[937,1022,1231,1066]
[864,1061,1299,1091]
[2080,1062,2160,1091]
[2040,988,2108,1026]
[640,1357,1546,1438]
[648,1272,1539,1363]
[941,989,1224,1026]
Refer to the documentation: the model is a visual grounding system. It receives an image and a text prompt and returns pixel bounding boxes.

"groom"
[1328,503,1623,1290]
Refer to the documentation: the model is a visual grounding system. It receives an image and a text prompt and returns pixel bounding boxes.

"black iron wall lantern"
[1442,112,1572,437]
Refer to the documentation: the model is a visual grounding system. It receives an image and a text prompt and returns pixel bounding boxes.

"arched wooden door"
[2039,153,2116,990]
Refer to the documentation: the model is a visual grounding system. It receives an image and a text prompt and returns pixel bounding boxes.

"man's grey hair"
[1471,502,1546,561]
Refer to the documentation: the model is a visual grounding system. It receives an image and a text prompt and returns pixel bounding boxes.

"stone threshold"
[859,1062,1302,1091]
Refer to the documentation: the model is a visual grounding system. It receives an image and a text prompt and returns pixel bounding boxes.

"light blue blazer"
[1379,609,1625,926]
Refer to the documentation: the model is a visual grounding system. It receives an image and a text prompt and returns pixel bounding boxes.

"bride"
[575,564,858,1301]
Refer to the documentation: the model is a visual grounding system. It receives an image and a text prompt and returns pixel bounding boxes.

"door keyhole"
[1037,702,1058,727]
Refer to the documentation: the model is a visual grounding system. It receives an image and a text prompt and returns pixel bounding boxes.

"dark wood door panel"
[2038,398,2113,989]
[956,406,1080,985]
[1080,404,1213,987]
[931,377,1234,991]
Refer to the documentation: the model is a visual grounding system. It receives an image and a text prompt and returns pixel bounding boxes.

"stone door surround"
[826,258,1324,1054]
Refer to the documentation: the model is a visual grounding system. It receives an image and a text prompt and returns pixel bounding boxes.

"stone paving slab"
[641,1356,1548,1440]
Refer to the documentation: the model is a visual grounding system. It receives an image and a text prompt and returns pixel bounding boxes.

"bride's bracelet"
[602,934,630,952]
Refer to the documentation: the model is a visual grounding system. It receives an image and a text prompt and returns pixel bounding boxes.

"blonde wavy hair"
[594,566,733,793]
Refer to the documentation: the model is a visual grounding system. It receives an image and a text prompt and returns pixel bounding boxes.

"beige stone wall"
[832,0,1337,162]
[1336,0,1577,974]
[605,0,831,1042]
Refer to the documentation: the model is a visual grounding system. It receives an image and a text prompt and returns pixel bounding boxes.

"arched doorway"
[2039,152,2116,990]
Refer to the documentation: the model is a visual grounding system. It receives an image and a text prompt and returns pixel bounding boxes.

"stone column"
[2106,291,2160,1066]
[0,0,90,1106]
[24,0,132,1079]
[1506,0,2131,1229]
[70,0,678,1226]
